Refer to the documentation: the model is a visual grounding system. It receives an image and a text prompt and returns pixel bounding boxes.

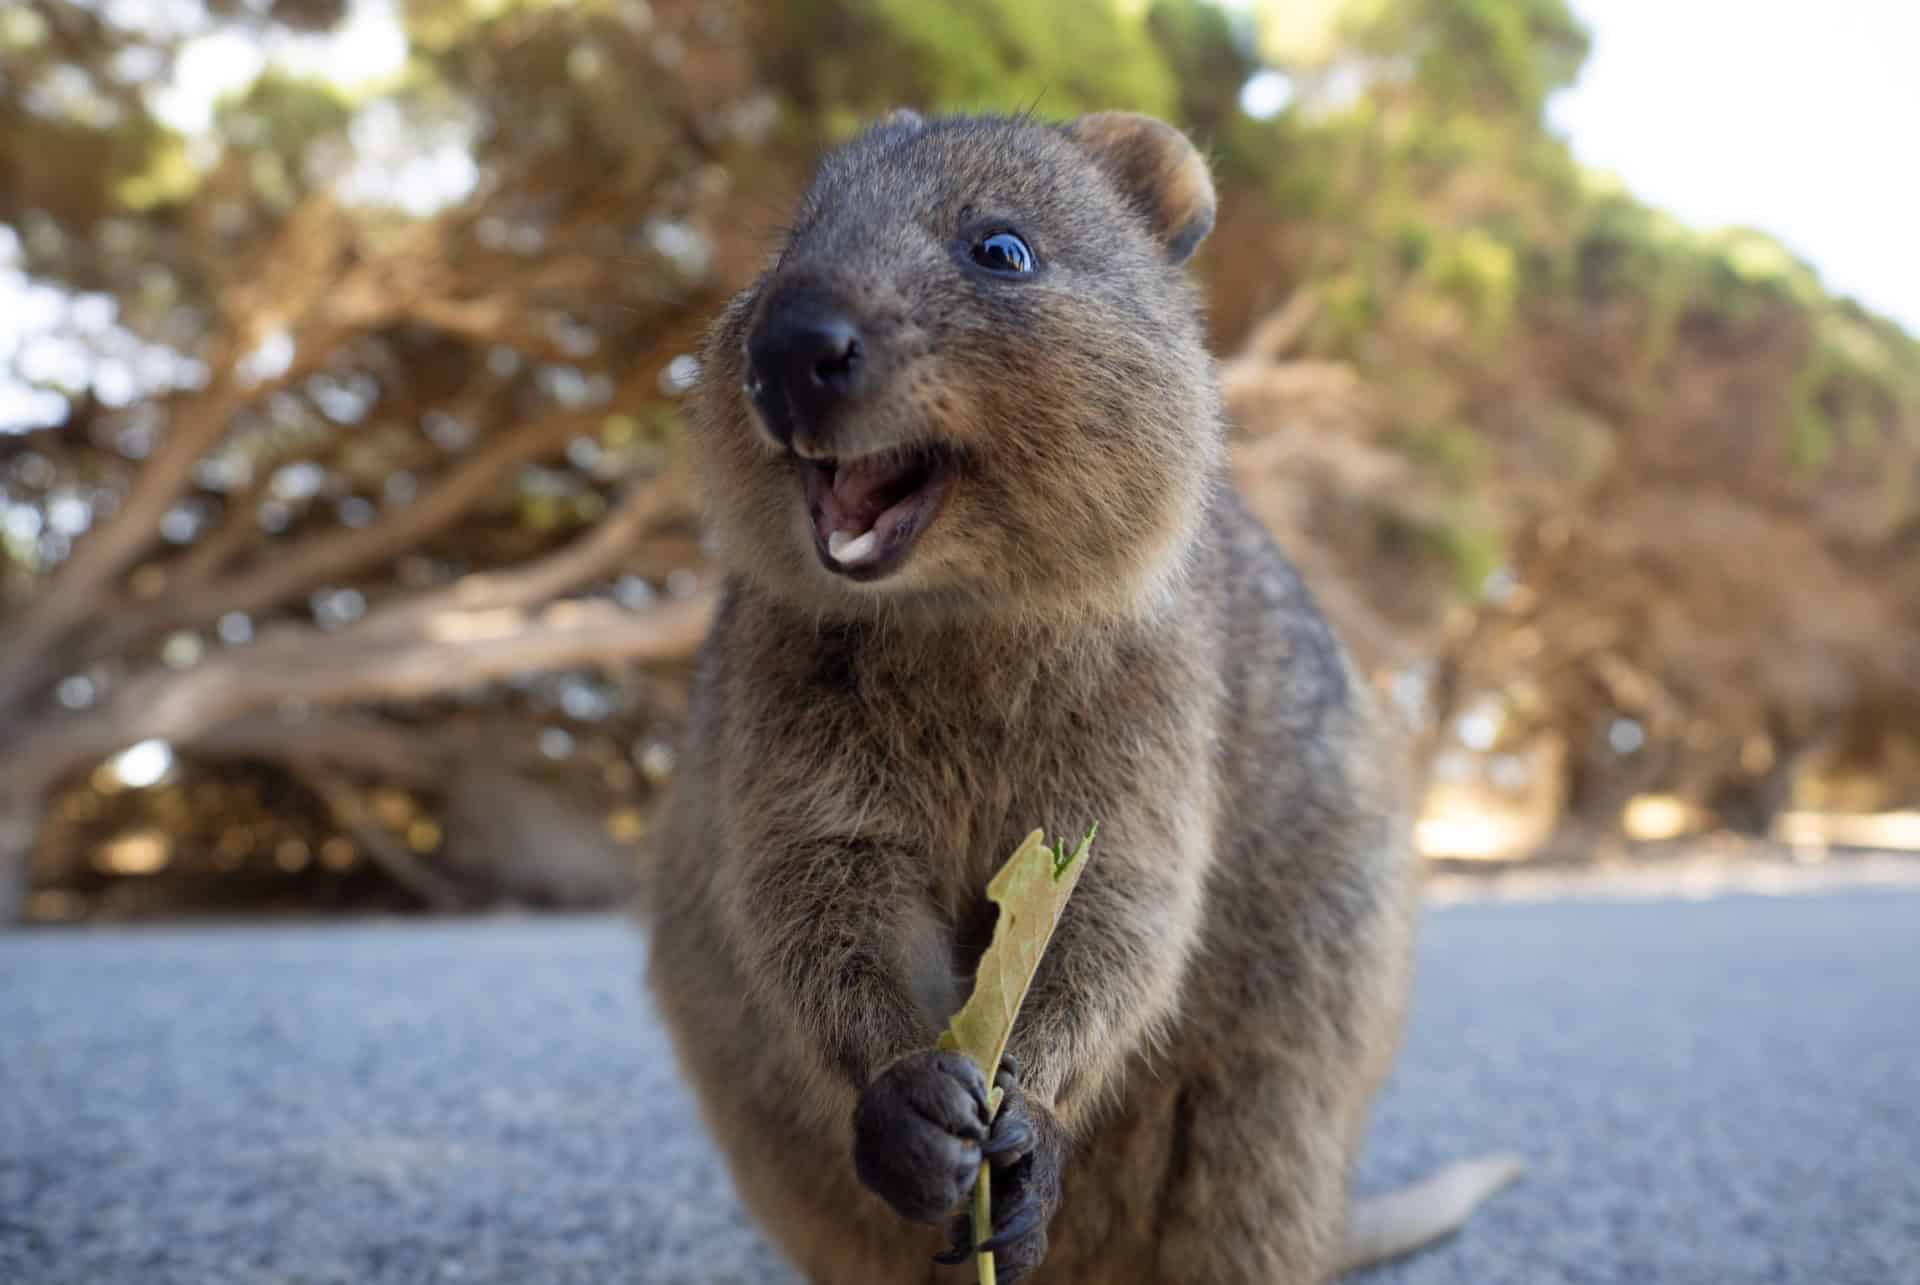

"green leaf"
[935,823,1096,1283]
[936,824,1096,1085]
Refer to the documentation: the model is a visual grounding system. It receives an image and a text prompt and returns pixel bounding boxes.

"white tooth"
[829,529,879,565]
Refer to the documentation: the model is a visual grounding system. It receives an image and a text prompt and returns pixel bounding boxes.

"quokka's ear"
[878,107,926,132]
[1065,112,1216,265]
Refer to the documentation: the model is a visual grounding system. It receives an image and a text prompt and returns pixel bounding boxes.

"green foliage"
[1425,227,1518,340]
[402,0,604,53]
[215,72,354,160]
[1345,0,1589,119]
[0,6,49,50]
[772,0,1213,130]
[1393,423,1488,487]
[1212,0,1919,581]
[1376,500,1505,598]
[113,130,200,212]
[1786,308,1919,473]
[1435,510,1506,598]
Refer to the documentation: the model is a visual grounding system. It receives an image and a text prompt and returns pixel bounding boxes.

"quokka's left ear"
[1065,112,1216,265]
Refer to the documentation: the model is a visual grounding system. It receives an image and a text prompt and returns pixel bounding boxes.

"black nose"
[746,290,864,445]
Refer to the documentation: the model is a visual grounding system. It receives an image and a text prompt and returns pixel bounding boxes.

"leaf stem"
[973,1157,996,1285]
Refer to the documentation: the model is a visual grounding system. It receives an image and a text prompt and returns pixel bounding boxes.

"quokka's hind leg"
[1136,1061,1357,1285]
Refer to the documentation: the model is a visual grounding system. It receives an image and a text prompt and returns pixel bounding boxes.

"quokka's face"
[688,111,1223,622]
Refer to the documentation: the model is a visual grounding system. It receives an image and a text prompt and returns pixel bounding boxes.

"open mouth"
[801,445,956,581]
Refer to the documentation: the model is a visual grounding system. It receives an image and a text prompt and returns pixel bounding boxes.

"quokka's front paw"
[852,1049,993,1224]
[932,1057,1066,1284]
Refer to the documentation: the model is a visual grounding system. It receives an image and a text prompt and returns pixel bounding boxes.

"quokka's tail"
[1337,1153,1526,1275]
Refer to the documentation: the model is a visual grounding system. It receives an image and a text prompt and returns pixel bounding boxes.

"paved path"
[3,890,1917,1284]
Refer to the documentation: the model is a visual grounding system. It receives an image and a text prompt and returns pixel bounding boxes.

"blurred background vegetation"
[3,0,1917,923]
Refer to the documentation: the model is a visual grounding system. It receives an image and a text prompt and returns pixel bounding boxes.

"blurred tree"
[3,0,1918,921]
[1212,0,1920,848]
[0,0,789,919]
[1354,0,1589,119]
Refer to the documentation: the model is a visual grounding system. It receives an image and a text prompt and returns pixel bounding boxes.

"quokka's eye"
[969,230,1035,276]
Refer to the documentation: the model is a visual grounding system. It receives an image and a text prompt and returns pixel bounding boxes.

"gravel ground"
[3,888,1917,1284]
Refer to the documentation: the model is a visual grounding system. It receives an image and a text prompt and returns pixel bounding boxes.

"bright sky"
[148,0,407,133]
[1550,0,1920,334]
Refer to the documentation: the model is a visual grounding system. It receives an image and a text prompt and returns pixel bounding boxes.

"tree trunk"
[1534,725,1668,863]
[1710,755,1800,838]
[0,797,41,927]
[442,770,636,908]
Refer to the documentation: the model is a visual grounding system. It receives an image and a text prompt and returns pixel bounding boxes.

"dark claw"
[933,1212,974,1265]
[979,1200,1045,1254]
[984,1111,1035,1163]
[931,1190,1046,1265]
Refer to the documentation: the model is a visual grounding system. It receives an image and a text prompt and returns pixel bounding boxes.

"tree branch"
[287,763,471,912]
[190,712,452,789]
[0,198,379,712]
[0,369,248,710]
[0,588,718,803]
[159,403,619,625]
[365,462,694,633]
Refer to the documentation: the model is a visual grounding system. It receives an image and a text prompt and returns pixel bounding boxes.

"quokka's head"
[689,110,1223,623]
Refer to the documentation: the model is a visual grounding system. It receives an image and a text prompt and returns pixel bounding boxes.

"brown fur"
[645,111,1503,1283]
